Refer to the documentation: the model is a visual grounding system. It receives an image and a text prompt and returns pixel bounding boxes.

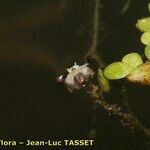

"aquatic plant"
[57,0,150,137]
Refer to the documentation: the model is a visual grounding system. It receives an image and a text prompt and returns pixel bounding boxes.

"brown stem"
[85,0,103,66]
[121,0,132,15]
[87,84,150,137]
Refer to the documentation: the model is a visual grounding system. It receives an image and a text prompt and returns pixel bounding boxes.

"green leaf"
[144,45,150,60]
[122,52,143,69]
[103,62,133,80]
[136,17,150,32]
[141,32,150,45]
[98,69,110,92]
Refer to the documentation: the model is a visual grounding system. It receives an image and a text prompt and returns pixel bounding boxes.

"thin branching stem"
[86,84,150,137]
[85,0,103,66]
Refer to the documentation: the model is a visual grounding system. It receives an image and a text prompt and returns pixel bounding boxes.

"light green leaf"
[136,17,150,32]
[104,62,133,80]
[141,32,150,45]
[122,52,143,69]
[98,69,110,92]
[144,45,150,60]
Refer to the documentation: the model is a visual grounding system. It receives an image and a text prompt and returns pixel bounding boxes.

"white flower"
[64,63,94,91]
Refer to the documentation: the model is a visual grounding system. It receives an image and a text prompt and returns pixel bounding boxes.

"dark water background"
[0,0,149,149]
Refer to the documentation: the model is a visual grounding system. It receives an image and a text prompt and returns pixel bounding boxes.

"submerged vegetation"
[57,0,150,139]
[103,4,150,85]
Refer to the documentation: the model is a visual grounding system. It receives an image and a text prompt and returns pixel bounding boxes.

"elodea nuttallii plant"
[57,0,150,137]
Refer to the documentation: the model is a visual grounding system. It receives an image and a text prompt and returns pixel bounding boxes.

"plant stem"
[85,0,103,67]
[87,84,150,137]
